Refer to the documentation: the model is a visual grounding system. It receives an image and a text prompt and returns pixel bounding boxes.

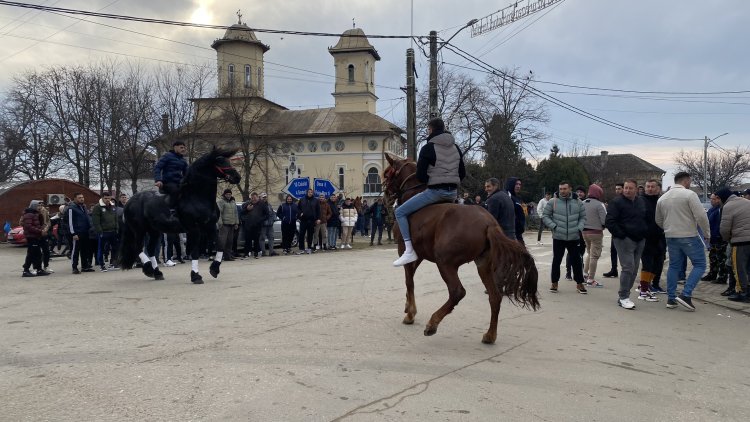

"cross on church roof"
[237,9,243,25]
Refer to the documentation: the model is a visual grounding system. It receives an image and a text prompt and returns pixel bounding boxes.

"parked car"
[7,225,60,247]
[237,217,299,249]
[7,226,25,246]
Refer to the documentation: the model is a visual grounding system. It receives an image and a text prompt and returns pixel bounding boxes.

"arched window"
[244,65,251,88]
[347,64,355,83]
[363,167,381,194]
[228,64,235,88]
[338,167,345,190]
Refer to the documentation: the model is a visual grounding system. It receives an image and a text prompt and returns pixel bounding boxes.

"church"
[182,19,406,203]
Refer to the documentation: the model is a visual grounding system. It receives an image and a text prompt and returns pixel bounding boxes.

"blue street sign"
[314,178,337,198]
[283,177,310,199]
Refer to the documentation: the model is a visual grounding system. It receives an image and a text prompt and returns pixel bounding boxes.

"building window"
[338,167,345,190]
[228,64,235,88]
[363,167,381,194]
[244,65,251,88]
[347,64,355,83]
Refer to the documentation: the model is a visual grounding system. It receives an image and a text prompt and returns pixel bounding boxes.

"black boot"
[701,273,717,282]
[602,269,618,278]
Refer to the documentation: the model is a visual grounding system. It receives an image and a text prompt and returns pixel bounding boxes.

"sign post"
[313,178,337,198]
[283,177,310,200]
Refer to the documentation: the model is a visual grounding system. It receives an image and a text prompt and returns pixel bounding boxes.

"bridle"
[384,161,425,204]
[214,165,235,180]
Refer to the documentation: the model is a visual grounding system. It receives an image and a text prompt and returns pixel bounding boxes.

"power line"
[442,42,701,141]
[0,1,424,39]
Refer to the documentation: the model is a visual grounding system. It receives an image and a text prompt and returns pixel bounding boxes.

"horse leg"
[403,258,422,324]
[148,231,164,280]
[137,232,156,278]
[208,225,221,278]
[477,254,501,344]
[425,263,466,336]
[187,230,203,284]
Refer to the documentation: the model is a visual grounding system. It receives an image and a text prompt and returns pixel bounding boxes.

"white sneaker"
[44,267,54,273]
[618,298,636,309]
[637,292,659,302]
[345,244,352,249]
[165,260,176,267]
[393,250,418,267]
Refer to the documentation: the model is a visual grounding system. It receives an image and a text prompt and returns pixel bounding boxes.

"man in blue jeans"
[393,118,466,266]
[655,172,710,311]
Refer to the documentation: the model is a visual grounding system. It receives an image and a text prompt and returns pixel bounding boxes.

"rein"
[215,165,234,179]
[385,162,425,204]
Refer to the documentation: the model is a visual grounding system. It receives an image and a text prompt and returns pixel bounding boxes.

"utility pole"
[703,136,709,202]
[406,48,417,160]
[428,30,438,120]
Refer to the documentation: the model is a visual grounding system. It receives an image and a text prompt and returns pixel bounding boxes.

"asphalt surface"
[1,232,749,421]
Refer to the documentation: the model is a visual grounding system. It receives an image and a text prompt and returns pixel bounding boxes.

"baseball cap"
[260,192,268,198]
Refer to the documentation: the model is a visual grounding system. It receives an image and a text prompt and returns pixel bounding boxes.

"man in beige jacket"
[717,188,750,302]
[655,172,710,311]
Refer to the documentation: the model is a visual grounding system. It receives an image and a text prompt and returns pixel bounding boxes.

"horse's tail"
[118,216,138,270]
[487,225,540,311]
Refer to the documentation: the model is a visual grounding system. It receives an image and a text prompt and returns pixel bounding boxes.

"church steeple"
[212,18,270,97]
[329,28,380,113]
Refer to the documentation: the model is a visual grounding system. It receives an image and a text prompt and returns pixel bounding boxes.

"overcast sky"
[1,0,748,184]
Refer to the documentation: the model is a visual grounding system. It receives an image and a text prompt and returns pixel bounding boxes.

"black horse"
[120,147,241,284]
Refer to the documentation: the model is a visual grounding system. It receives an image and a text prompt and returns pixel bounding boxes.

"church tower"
[211,17,270,97]
[329,28,380,113]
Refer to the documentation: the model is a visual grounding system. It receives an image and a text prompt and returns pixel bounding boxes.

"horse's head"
[384,152,421,203]
[210,147,242,184]
[353,196,362,214]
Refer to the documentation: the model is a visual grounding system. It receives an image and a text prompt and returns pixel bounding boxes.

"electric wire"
[443,42,701,141]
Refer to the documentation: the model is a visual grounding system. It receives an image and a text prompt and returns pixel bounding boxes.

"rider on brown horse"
[393,117,466,267]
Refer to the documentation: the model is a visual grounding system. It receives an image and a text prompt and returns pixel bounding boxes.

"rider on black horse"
[154,140,188,213]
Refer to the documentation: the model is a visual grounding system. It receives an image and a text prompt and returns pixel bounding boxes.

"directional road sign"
[314,178,337,198]
[283,177,310,199]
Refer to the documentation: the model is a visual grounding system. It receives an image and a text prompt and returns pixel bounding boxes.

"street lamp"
[703,132,728,202]
[429,19,478,119]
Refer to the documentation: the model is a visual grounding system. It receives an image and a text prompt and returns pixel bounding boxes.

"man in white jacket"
[655,172,710,311]
[536,192,551,244]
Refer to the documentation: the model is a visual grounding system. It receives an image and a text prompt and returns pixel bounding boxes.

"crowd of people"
[15,121,750,313]
[479,171,750,310]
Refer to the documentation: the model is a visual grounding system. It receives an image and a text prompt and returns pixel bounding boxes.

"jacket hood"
[505,177,519,194]
[587,184,604,200]
[428,132,455,147]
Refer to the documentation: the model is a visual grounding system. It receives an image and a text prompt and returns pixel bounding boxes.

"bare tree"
[675,148,750,193]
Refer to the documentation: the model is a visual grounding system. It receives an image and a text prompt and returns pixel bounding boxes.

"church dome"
[212,23,270,52]
[329,28,380,60]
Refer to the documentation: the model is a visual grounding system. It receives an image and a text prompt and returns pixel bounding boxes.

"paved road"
[1,233,748,421]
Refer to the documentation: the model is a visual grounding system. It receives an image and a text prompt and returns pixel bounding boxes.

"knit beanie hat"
[715,187,732,204]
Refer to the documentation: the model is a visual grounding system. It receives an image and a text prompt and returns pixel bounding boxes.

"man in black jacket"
[606,179,648,310]
[484,178,515,239]
[67,193,94,274]
[639,179,666,298]
[240,192,268,258]
[297,189,320,254]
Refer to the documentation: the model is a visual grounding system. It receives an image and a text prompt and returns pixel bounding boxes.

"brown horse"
[383,153,539,344]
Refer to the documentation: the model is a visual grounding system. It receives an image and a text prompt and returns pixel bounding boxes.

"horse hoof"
[153,269,165,280]
[191,271,204,284]
[209,261,220,278]
[424,325,437,336]
[142,262,155,277]
[481,334,496,344]
[402,315,415,325]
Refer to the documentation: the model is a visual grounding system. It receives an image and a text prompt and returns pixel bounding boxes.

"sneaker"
[100,267,108,272]
[720,288,736,297]
[675,294,695,311]
[700,274,716,282]
[82,267,95,273]
[108,264,119,270]
[588,279,604,288]
[22,270,36,277]
[345,244,352,249]
[618,298,636,309]
[565,272,573,281]
[677,279,686,285]
[576,283,588,294]
[44,267,54,273]
[637,292,659,302]
[72,268,80,274]
[549,282,558,293]
[295,250,306,255]
[393,250,418,267]
[666,299,678,309]
[602,270,618,278]
[650,286,666,294]
[305,249,312,254]
[165,260,176,267]
[35,270,51,276]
